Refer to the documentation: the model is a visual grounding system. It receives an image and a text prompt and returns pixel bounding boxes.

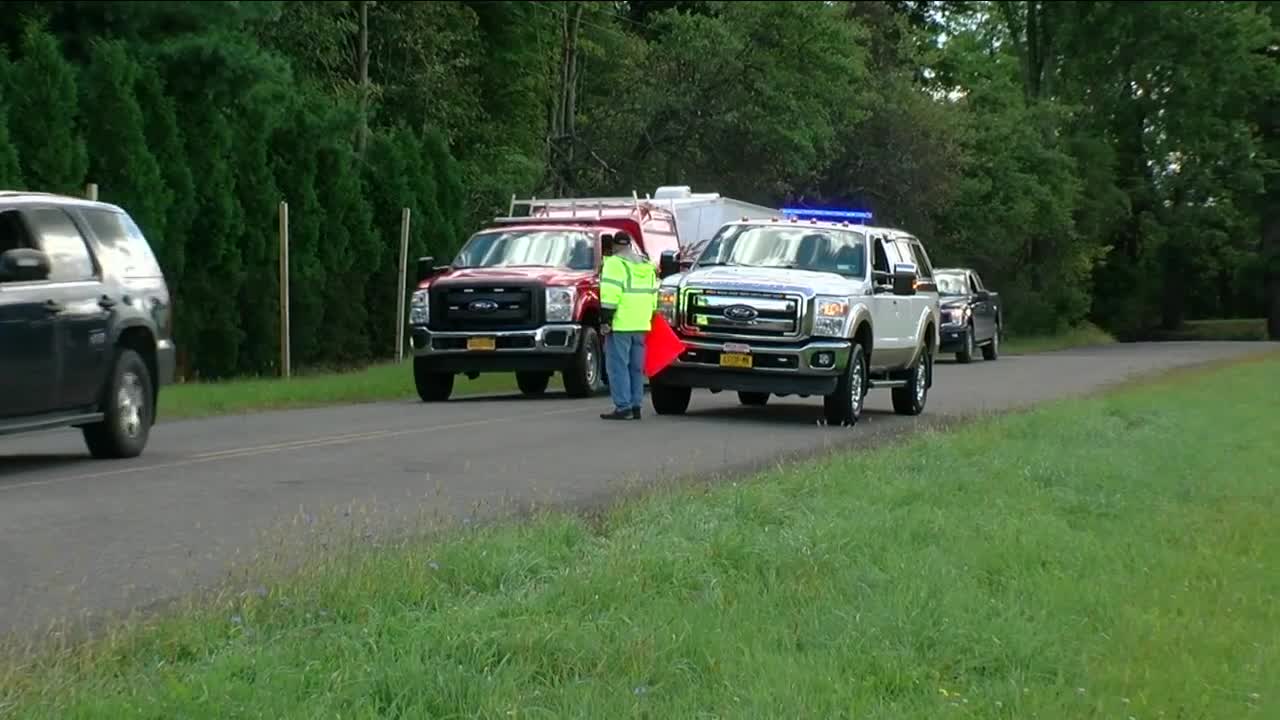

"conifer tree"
[80,39,167,241]
[9,20,87,195]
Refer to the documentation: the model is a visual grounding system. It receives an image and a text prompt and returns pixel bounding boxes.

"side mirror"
[659,250,680,279]
[974,290,990,301]
[892,262,918,296]
[0,248,52,283]
[416,256,437,283]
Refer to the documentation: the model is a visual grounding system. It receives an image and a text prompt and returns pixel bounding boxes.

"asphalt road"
[0,341,1272,638]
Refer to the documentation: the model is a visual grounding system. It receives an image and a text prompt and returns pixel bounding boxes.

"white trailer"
[644,186,778,249]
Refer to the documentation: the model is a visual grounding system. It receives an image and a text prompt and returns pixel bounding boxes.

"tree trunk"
[548,2,583,196]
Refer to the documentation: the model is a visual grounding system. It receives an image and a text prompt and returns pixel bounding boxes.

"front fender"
[907,304,939,364]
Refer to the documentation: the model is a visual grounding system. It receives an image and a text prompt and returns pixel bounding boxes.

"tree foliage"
[0,0,1275,378]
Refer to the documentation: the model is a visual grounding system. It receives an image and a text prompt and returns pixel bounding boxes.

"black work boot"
[630,406,642,420]
[600,409,632,421]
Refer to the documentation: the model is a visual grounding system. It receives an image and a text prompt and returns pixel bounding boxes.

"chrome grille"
[680,289,804,340]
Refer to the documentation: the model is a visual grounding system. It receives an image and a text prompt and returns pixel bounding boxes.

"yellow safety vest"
[600,254,659,332]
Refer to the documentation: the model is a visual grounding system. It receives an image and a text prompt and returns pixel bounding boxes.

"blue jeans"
[605,331,646,412]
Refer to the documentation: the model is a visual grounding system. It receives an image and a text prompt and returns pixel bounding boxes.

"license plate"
[467,337,496,351]
[720,353,753,369]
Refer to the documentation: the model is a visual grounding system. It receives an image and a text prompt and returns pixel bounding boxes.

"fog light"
[813,352,834,368]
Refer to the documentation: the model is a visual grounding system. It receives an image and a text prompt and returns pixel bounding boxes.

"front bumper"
[939,324,970,352]
[650,336,851,396]
[410,323,581,373]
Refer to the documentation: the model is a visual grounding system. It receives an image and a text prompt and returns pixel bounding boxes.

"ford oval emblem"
[723,304,759,322]
[468,299,499,313]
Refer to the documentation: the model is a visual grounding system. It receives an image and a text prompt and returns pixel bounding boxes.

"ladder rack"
[508,191,642,219]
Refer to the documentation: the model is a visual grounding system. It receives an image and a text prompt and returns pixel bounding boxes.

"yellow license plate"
[467,337,496,351]
[720,353,753,369]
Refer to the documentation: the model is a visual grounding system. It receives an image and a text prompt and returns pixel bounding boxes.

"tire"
[516,371,552,396]
[82,348,153,459]
[651,384,692,415]
[738,391,770,407]
[414,357,454,402]
[823,343,867,427]
[892,344,931,416]
[955,324,975,364]
[982,324,1000,361]
[563,326,605,398]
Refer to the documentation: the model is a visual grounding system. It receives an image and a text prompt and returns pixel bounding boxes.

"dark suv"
[0,192,175,459]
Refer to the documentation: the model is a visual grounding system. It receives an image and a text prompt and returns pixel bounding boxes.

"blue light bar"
[780,207,873,221]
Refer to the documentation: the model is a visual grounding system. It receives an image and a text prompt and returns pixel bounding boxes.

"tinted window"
[875,236,905,275]
[27,208,96,282]
[82,209,165,278]
[907,241,934,279]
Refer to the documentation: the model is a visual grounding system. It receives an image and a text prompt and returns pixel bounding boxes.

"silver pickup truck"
[651,212,941,426]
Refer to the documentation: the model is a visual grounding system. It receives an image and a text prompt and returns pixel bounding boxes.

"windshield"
[935,272,969,296]
[452,229,596,270]
[695,225,867,277]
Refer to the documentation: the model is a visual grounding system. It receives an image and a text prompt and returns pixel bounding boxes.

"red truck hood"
[421,266,593,288]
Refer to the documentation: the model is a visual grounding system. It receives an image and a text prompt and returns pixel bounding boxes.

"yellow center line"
[0,405,588,493]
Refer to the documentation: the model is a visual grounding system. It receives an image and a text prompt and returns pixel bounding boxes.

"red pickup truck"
[407,195,682,402]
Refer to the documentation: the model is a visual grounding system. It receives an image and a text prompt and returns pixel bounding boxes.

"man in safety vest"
[599,230,659,420]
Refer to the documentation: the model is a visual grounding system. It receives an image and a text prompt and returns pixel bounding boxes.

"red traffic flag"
[644,313,686,378]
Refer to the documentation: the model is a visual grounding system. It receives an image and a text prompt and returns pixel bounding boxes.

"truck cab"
[650,209,941,426]
[407,194,682,401]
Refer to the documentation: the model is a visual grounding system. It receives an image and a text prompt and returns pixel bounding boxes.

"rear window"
[81,209,165,279]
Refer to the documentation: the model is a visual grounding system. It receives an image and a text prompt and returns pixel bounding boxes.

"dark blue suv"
[0,191,175,459]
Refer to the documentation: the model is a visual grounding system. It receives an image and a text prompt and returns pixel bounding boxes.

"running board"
[0,411,105,437]
[869,378,908,389]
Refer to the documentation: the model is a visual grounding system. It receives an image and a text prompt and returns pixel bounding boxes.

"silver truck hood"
[674,266,864,297]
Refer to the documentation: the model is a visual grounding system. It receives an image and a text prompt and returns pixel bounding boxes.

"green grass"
[1145,318,1269,342]
[158,364,560,421]
[1000,320,1116,354]
[159,324,1117,421]
[6,353,1279,719]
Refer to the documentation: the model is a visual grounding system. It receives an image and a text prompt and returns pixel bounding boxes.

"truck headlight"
[545,286,577,322]
[658,287,677,324]
[813,295,850,337]
[409,289,429,325]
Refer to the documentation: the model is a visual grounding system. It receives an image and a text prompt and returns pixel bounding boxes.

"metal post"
[395,207,411,363]
[279,201,291,379]
[85,183,98,201]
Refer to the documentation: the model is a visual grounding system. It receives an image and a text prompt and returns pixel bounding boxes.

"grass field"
[6,354,1277,718]
[1145,318,1269,342]
[158,323,1116,420]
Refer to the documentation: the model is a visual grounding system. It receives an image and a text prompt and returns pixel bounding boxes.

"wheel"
[516,371,552,396]
[414,357,454,402]
[651,384,692,415]
[823,342,867,426]
[982,324,1000,361]
[563,327,605,398]
[955,323,975,364]
[82,348,153,459]
[891,344,931,416]
[738,391,770,406]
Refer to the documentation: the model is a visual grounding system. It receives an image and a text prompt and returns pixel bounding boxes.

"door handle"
[44,299,64,314]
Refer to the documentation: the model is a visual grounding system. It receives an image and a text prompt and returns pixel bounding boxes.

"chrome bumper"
[669,336,853,376]
[410,323,582,357]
